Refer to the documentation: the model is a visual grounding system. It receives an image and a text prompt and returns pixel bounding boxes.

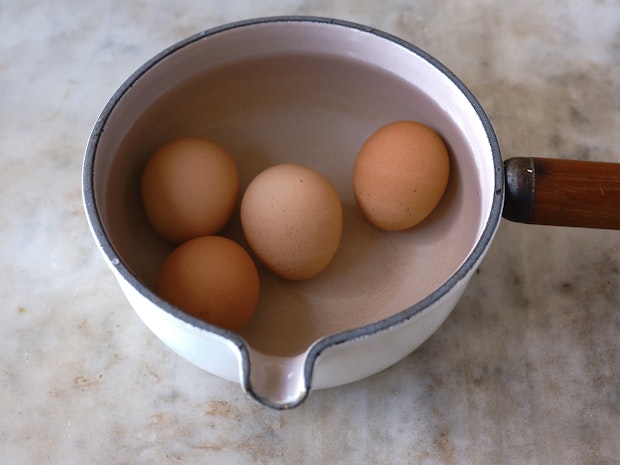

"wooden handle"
[503,157,620,229]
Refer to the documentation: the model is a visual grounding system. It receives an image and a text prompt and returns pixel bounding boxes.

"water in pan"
[106,52,483,356]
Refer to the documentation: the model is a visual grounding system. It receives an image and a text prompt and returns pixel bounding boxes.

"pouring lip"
[82,15,504,409]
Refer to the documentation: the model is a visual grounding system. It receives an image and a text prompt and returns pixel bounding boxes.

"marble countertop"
[1,1,618,463]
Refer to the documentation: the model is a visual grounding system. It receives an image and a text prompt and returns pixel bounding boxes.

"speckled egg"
[240,164,343,280]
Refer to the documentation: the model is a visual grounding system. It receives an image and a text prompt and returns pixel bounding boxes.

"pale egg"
[240,164,343,280]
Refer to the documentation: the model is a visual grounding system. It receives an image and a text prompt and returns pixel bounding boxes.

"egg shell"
[156,235,259,332]
[353,120,450,231]
[240,164,343,280]
[141,136,239,243]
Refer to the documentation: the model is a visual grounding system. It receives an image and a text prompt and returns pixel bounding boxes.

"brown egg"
[141,136,239,243]
[353,121,450,231]
[156,236,259,331]
[240,164,343,280]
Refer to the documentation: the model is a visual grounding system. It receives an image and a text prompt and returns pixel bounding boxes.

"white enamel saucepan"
[82,17,620,409]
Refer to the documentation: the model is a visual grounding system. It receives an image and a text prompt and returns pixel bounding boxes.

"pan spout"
[243,350,310,409]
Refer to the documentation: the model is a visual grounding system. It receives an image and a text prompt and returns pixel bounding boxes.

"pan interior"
[97,49,486,357]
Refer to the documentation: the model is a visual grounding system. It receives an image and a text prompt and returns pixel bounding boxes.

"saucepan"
[82,16,620,409]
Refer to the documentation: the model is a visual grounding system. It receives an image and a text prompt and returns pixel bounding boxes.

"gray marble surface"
[1,1,619,463]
